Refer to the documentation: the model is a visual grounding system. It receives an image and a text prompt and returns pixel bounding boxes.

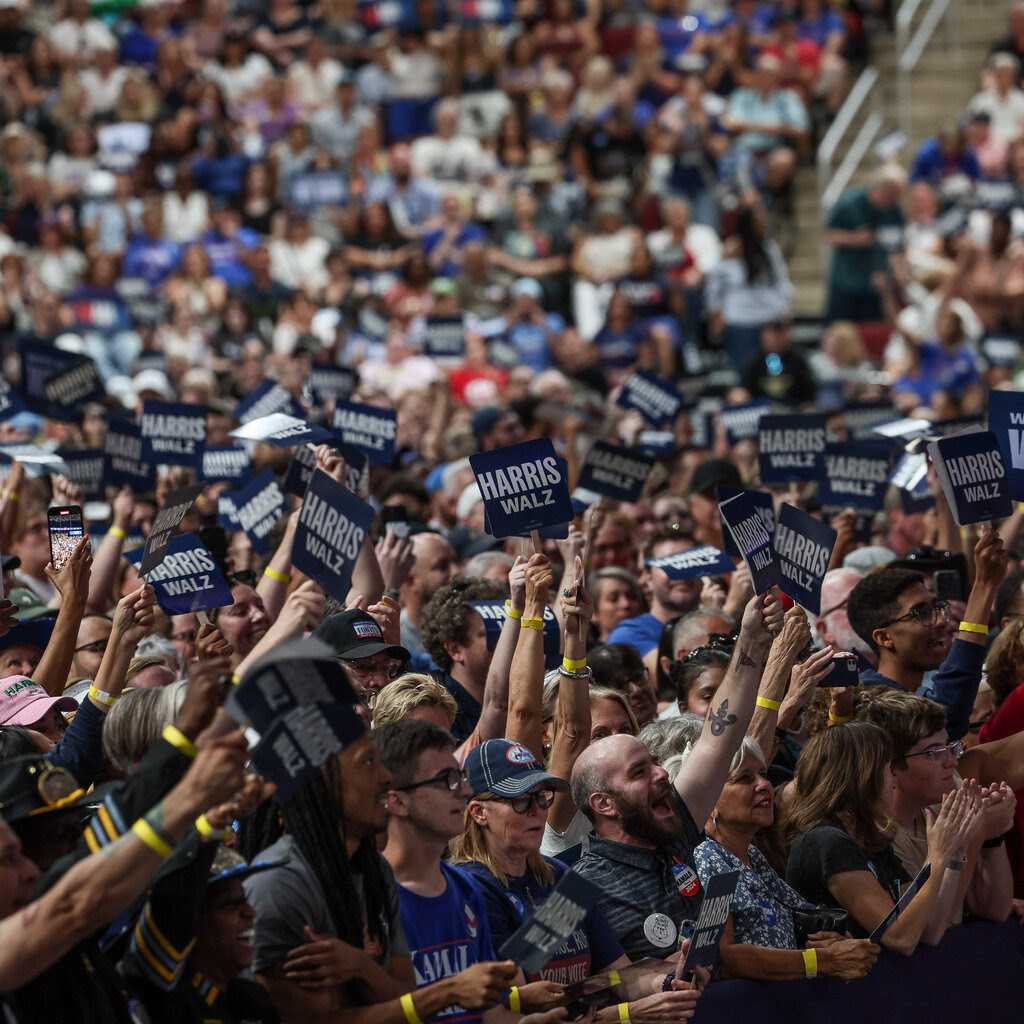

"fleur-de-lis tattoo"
[708,698,738,736]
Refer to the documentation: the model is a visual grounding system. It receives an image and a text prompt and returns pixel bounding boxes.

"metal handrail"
[897,0,958,135]
[822,111,885,212]
[817,66,879,219]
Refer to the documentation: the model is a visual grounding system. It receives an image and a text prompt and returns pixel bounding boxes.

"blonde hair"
[984,618,1024,708]
[372,673,457,727]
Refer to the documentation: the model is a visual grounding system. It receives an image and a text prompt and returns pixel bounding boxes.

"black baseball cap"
[0,757,111,824]
[689,458,742,496]
[311,610,410,661]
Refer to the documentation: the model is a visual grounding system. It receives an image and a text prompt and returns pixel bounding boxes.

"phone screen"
[48,506,84,571]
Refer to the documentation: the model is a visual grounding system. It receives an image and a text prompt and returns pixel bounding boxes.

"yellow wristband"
[828,711,854,724]
[2,490,19,501]
[108,525,127,541]
[756,696,782,711]
[959,621,989,635]
[132,818,175,859]
[802,947,818,978]
[230,673,241,686]
[401,993,423,1024]
[504,600,523,621]
[162,724,198,759]
[608,970,621,987]
[263,567,291,583]
[521,617,544,631]
[617,1002,631,1024]
[508,987,521,1013]
[88,684,118,707]
[195,813,232,842]
[563,656,587,671]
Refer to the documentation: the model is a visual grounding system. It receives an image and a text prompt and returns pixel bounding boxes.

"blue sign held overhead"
[234,379,306,424]
[139,400,207,466]
[758,414,828,482]
[717,486,773,560]
[137,483,203,577]
[56,449,106,500]
[987,390,1024,501]
[719,401,771,445]
[818,441,893,511]
[719,491,781,594]
[333,399,398,466]
[0,378,25,423]
[230,412,332,448]
[470,438,574,539]
[124,532,233,615]
[198,445,251,486]
[616,371,684,429]
[577,442,655,504]
[43,355,104,413]
[307,363,356,406]
[928,428,1012,527]
[103,419,156,490]
[234,469,287,555]
[647,546,735,580]
[773,503,836,615]
[19,341,100,420]
[218,490,241,531]
[423,316,466,361]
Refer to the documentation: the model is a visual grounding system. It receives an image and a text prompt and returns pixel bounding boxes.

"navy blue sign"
[283,442,370,499]
[616,371,683,429]
[469,601,509,651]
[234,469,286,555]
[647,546,735,580]
[19,341,96,420]
[818,441,892,511]
[57,449,106,500]
[773,503,836,615]
[982,334,1020,369]
[103,420,156,490]
[292,469,375,603]
[124,532,233,615]
[283,443,318,499]
[577,442,655,503]
[423,316,466,361]
[288,171,347,211]
[230,412,332,448]
[680,870,741,977]
[719,401,771,445]
[987,390,1024,501]
[928,429,1012,526]
[758,414,828,482]
[218,490,241,531]
[333,400,397,466]
[234,379,306,424]
[844,401,900,440]
[138,483,203,577]
[43,355,104,413]
[637,430,677,456]
[719,491,780,594]
[470,438,574,538]
[0,378,25,423]
[307,363,356,406]
[717,486,773,560]
[139,400,206,466]
[198,445,251,486]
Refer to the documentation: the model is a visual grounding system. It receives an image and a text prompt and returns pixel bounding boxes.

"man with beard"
[569,591,783,960]
[845,530,1006,742]
[814,569,869,661]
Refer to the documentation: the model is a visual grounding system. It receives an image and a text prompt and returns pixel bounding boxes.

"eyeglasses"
[226,570,258,588]
[820,597,848,619]
[905,739,963,763]
[341,658,403,682]
[74,638,109,655]
[484,789,555,814]
[394,768,467,793]
[904,547,953,561]
[878,600,952,629]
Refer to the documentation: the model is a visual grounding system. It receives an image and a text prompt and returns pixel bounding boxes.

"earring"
[711,815,718,834]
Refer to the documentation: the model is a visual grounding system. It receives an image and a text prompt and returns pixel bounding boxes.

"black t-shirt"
[785,823,911,938]
[741,348,816,406]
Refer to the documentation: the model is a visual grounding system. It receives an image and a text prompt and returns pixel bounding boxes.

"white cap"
[132,368,175,401]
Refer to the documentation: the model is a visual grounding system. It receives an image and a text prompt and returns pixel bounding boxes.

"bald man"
[568,592,783,961]
[815,568,871,663]
[400,533,460,655]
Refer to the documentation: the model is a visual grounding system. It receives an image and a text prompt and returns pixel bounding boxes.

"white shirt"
[967,88,1024,144]
[648,224,723,275]
[49,18,116,62]
[163,192,210,244]
[78,67,129,115]
[268,235,331,291]
[288,58,344,112]
[410,134,486,183]
[206,53,275,106]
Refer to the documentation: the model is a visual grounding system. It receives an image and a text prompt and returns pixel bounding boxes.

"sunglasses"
[482,789,555,814]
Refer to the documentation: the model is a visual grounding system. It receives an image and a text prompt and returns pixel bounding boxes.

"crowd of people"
[1,0,1024,1021]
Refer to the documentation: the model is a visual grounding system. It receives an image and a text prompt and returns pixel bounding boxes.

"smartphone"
[819,653,860,687]
[48,505,84,571]
[381,505,410,538]
[933,569,963,604]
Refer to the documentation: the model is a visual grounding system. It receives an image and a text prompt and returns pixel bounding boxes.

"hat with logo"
[0,676,76,727]
[311,610,410,661]
[463,739,569,799]
[7,588,52,621]
[0,756,96,823]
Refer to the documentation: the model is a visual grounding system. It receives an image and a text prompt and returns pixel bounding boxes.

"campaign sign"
[647,546,734,580]
[43,355,104,413]
[773,503,836,615]
[234,379,306,424]
[283,443,318,499]
[56,449,106,500]
[818,441,893,511]
[470,601,509,651]
[333,400,398,466]
[758,414,828,482]
[498,870,601,974]
[719,492,780,594]
[307,363,356,406]
[288,171,347,211]
[124,532,232,615]
[470,438,574,539]
[0,378,25,423]
[137,483,203,577]
[869,864,931,943]
[423,316,466,362]
[679,870,741,978]
[292,470,375,603]
[637,431,677,456]
[282,442,371,499]
[139,400,206,466]
[843,401,900,440]
[719,401,771,445]
[19,340,94,419]
[927,429,1012,526]
[198,445,251,486]
[0,445,70,479]
[230,413,332,448]
[717,486,774,560]
[987,390,1024,500]
[577,442,655,503]
[103,420,156,490]
[616,371,683,429]
[234,469,286,555]
[218,490,241,531]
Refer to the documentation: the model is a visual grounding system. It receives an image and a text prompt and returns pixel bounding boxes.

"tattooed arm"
[674,591,783,827]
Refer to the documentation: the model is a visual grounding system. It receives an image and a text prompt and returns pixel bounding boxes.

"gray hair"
[664,734,765,785]
[463,551,515,577]
[135,633,179,664]
[638,713,705,765]
[102,679,187,776]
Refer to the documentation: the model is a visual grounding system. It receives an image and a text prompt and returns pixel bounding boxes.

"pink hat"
[0,676,77,727]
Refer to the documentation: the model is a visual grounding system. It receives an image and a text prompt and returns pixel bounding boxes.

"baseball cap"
[7,588,52,622]
[0,676,76,727]
[132,368,175,401]
[207,846,281,886]
[689,458,742,495]
[1,555,20,572]
[464,739,569,799]
[511,278,543,301]
[0,757,99,823]
[430,277,456,297]
[0,618,57,656]
[470,405,504,441]
[447,525,503,560]
[311,610,410,661]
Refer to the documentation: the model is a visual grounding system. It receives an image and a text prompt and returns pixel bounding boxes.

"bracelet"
[521,617,544,631]
[162,724,198,759]
[982,834,1006,849]
[195,813,232,842]
[756,696,782,711]
[608,970,621,988]
[508,986,521,1013]
[946,857,967,871]
[828,711,854,724]
[958,621,989,635]
[400,993,423,1024]
[558,665,593,680]
[563,655,587,671]
[1,490,19,501]
[504,600,523,621]
[132,818,175,859]
[661,972,675,992]
[617,1003,631,1024]
[802,947,817,979]
[230,673,241,685]
[88,685,118,707]
[108,525,127,541]
[263,567,291,584]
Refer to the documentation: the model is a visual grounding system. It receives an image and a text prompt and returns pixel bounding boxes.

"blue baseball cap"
[463,739,569,799]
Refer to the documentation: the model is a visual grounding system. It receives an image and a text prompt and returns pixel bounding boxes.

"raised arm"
[256,508,301,622]
[85,487,134,613]
[33,535,92,697]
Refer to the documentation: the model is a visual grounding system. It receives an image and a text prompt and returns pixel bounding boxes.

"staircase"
[789,0,1012,318]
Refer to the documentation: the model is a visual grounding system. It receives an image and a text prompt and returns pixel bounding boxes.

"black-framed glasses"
[905,739,963,763]
[341,658,403,682]
[484,789,555,814]
[904,547,953,562]
[226,570,258,588]
[878,600,952,630]
[820,597,848,619]
[74,638,109,655]
[394,768,467,793]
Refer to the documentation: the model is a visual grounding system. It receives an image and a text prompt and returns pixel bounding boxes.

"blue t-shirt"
[895,341,979,405]
[607,613,663,657]
[506,313,565,372]
[592,324,648,370]
[421,224,488,278]
[122,236,182,288]
[399,863,497,1024]
[201,227,261,288]
[459,856,623,985]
